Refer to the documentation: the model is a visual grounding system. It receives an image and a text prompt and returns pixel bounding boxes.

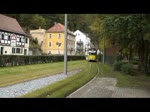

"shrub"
[113,61,123,71]
[121,63,134,75]
[131,60,139,65]
[0,55,85,67]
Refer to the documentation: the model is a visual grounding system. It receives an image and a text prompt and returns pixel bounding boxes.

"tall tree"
[102,14,150,74]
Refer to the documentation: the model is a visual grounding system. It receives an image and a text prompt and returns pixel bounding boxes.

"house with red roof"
[0,14,29,55]
[30,23,76,55]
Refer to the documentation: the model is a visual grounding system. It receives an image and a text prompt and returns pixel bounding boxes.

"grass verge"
[20,62,98,98]
[97,62,150,89]
[0,60,85,87]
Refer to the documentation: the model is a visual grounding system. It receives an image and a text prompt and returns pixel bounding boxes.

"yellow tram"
[87,48,97,62]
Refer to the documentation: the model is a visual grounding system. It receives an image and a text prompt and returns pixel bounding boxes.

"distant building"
[0,14,29,55]
[30,23,76,55]
[73,30,91,55]
[45,23,75,55]
[30,28,46,53]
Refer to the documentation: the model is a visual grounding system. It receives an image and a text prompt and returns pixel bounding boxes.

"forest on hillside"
[5,14,99,47]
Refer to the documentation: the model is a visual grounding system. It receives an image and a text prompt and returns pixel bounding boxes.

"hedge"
[0,55,85,67]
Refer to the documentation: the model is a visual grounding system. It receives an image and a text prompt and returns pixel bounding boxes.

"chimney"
[54,22,57,25]
[39,26,41,29]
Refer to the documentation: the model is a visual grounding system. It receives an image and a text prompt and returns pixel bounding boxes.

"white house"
[0,14,29,55]
[73,30,91,55]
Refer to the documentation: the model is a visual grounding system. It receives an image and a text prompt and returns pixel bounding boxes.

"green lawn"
[0,60,86,87]
[97,62,150,89]
[20,62,98,98]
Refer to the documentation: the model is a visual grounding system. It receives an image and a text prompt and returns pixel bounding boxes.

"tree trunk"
[144,40,148,74]
[128,45,133,63]
[138,38,145,72]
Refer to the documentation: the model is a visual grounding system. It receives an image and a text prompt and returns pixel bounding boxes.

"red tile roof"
[46,23,75,36]
[0,14,26,35]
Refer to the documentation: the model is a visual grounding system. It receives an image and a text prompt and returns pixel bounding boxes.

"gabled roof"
[46,23,75,36]
[74,30,89,37]
[0,14,26,35]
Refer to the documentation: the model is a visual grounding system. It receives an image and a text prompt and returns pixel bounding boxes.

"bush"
[0,55,85,67]
[121,63,134,75]
[131,60,139,65]
[113,62,123,71]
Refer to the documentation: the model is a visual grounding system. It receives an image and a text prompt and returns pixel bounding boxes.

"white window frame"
[17,38,19,41]
[4,40,7,43]
[1,40,4,43]
[4,35,8,40]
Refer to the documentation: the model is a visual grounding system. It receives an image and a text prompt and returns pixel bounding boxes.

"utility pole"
[64,14,67,75]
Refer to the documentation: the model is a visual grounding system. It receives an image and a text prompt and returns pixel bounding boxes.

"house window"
[56,42,61,48]
[8,36,10,40]
[17,38,19,41]
[25,38,28,43]
[8,41,10,44]
[58,33,61,38]
[20,48,23,53]
[4,40,7,43]
[49,34,52,38]
[12,48,15,53]
[2,34,4,40]
[1,40,4,43]
[21,38,24,42]
[48,51,51,54]
[57,51,60,54]
[4,35,8,40]
[16,48,20,53]
[49,42,51,47]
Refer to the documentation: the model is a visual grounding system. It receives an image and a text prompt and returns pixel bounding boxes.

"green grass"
[20,62,98,98]
[0,60,86,87]
[97,62,150,89]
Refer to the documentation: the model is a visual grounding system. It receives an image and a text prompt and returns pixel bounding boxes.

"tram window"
[89,52,96,55]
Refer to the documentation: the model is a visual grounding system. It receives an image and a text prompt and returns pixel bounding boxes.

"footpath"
[66,77,150,98]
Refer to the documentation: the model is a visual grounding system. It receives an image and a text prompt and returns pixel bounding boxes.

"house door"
[24,49,27,55]
[0,47,4,55]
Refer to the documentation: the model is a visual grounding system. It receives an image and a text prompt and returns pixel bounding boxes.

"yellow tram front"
[87,48,97,62]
